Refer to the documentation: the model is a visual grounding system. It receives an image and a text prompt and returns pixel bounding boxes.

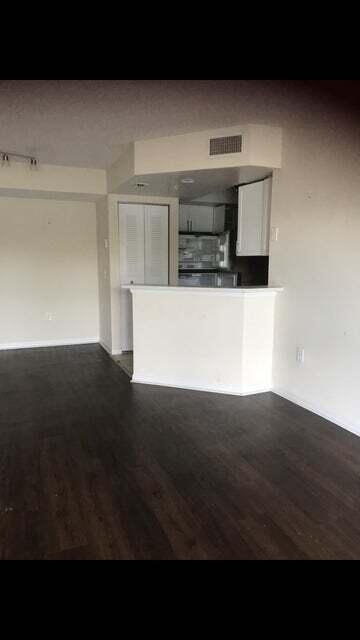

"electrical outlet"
[46,312,52,321]
[271,227,279,242]
[296,347,304,364]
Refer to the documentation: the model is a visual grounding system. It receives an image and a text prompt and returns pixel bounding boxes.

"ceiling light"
[181,178,195,184]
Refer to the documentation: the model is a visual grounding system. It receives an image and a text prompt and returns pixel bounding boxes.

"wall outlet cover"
[296,347,305,364]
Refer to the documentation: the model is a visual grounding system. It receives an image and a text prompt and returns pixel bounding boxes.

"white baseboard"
[273,387,360,439]
[131,376,271,397]
[0,337,99,351]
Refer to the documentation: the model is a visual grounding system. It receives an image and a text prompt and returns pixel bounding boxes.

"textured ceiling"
[0,79,358,170]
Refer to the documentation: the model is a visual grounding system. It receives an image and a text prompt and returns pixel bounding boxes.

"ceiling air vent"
[209,134,242,156]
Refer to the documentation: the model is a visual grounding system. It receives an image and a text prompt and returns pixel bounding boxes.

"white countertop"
[124,285,283,296]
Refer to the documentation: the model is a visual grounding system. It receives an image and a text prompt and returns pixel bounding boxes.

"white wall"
[96,196,112,352]
[269,118,360,435]
[0,161,106,198]
[0,197,99,348]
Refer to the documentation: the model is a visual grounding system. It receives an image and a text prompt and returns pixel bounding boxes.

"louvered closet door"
[119,204,145,352]
[144,205,169,285]
[119,204,145,285]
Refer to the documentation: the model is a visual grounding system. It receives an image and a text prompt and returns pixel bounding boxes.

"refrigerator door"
[179,235,220,270]
[179,232,231,271]
[217,231,230,270]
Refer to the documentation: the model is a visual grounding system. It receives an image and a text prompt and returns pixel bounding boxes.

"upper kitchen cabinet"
[236,177,272,256]
[213,205,225,233]
[179,204,225,233]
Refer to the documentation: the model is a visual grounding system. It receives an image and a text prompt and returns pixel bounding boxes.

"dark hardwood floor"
[1,343,360,560]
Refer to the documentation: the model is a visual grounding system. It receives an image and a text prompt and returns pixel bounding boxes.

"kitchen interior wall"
[0,197,99,348]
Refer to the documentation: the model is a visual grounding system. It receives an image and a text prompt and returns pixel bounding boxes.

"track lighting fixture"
[0,150,38,168]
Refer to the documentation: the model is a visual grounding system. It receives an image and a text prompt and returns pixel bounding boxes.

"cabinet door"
[189,205,214,232]
[213,205,225,233]
[236,180,270,256]
[179,205,190,231]
[144,205,169,285]
[119,203,145,284]
[261,177,271,255]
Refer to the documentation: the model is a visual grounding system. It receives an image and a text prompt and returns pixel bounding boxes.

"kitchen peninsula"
[126,285,283,396]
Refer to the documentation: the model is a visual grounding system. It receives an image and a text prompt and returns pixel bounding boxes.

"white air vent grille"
[209,135,242,156]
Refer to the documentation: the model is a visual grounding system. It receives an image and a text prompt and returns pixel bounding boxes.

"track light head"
[0,150,38,168]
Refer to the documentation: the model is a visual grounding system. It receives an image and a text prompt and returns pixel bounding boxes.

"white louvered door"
[119,204,145,285]
[144,205,169,285]
[118,203,169,352]
[119,204,145,352]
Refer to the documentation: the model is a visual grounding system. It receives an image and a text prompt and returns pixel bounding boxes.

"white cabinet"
[179,205,213,232]
[236,177,271,256]
[213,205,225,233]
[179,204,225,233]
[190,206,214,232]
[179,206,190,232]
[119,203,169,351]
